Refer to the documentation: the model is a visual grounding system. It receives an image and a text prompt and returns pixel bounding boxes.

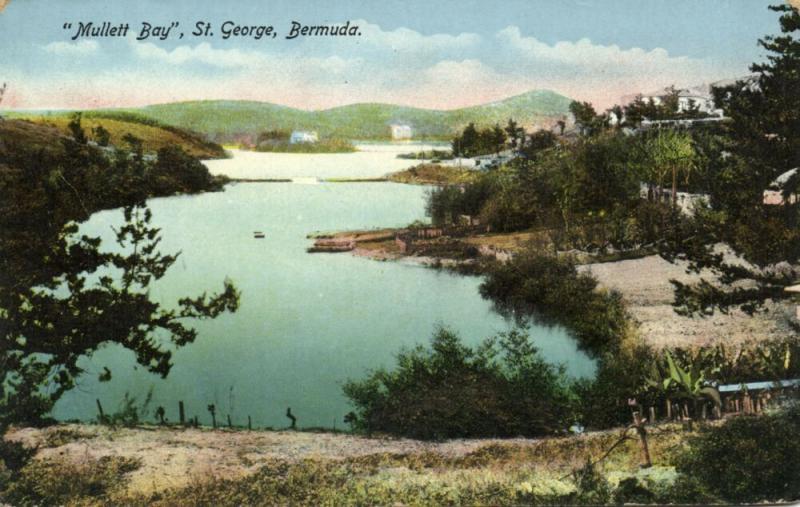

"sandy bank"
[582,255,795,349]
[5,424,571,495]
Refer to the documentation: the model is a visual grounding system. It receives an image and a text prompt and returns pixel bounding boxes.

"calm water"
[203,142,446,180]
[53,148,594,428]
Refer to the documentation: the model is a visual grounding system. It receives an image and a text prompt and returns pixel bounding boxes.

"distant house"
[637,84,722,117]
[289,131,318,144]
[763,168,799,205]
[390,124,413,140]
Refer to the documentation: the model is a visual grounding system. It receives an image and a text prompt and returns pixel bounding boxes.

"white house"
[638,84,722,117]
[390,124,413,140]
[289,131,318,144]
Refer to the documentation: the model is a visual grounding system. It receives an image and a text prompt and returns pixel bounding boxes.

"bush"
[479,251,629,356]
[677,406,800,503]
[343,327,577,439]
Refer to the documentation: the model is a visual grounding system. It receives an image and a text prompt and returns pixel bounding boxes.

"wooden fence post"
[633,412,652,468]
[96,399,105,422]
[179,401,185,426]
[248,415,252,431]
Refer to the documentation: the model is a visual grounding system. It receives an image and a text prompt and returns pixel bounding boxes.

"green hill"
[92,89,572,143]
[6,112,227,159]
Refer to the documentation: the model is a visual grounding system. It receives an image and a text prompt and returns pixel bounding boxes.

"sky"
[0,0,785,111]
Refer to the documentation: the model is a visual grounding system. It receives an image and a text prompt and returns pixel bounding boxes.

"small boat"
[253,231,265,239]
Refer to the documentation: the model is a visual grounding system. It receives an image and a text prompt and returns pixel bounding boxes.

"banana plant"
[663,350,721,409]
[644,350,721,424]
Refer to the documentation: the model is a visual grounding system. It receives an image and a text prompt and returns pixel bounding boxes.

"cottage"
[390,124,413,140]
[637,84,722,117]
[289,131,318,144]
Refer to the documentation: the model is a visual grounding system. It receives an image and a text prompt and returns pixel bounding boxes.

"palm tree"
[648,129,697,207]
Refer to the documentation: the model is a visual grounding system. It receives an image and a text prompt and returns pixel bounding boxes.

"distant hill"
[88,90,573,143]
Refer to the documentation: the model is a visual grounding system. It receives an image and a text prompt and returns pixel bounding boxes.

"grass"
[388,163,480,185]
[12,114,226,159]
[1,422,696,506]
[254,139,356,153]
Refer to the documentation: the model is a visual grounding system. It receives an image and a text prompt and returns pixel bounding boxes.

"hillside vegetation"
[9,113,226,159]
[86,89,571,143]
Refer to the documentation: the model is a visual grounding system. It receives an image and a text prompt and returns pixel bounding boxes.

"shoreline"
[307,226,794,350]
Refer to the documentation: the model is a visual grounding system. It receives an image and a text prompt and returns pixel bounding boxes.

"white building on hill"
[290,131,318,144]
[390,124,413,140]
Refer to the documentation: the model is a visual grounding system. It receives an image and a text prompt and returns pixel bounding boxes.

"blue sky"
[0,0,783,110]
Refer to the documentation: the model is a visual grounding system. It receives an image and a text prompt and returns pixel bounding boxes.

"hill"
[6,112,227,159]
[89,89,572,143]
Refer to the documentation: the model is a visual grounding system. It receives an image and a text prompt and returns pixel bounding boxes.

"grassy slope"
[3,422,689,505]
[95,89,572,141]
[7,114,226,159]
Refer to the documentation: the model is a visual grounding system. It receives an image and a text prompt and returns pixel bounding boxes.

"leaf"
[698,386,721,407]
[665,350,681,384]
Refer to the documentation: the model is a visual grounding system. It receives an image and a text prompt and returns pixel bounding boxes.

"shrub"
[343,327,577,439]
[479,251,629,356]
[677,406,800,503]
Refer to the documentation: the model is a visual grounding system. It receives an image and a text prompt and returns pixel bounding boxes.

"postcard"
[1,1,798,505]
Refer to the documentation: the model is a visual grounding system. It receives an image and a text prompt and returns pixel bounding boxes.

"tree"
[342,327,576,439]
[505,118,524,149]
[664,5,800,315]
[491,123,506,155]
[67,113,87,145]
[520,130,557,159]
[0,122,239,426]
[92,125,111,147]
[0,203,240,426]
[647,129,697,207]
[569,101,599,135]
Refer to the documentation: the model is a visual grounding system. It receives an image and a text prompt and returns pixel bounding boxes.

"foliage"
[574,342,655,429]
[426,130,648,241]
[479,251,629,356]
[645,350,721,409]
[677,405,800,503]
[569,101,604,135]
[92,124,111,147]
[343,327,577,439]
[254,138,356,153]
[67,112,87,145]
[571,460,612,505]
[0,455,141,506]
[669,337,800,385]
[0,119,239,427]
[451,122,507,157]
[663,5,800,314]
[100,389,154,428]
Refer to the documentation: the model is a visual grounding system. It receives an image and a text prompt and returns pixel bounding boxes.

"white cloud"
[359,21,480,53]
[132,40,263,68]
[12,22,746,111]
[43,40,99,56]
[496,26,715,76]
